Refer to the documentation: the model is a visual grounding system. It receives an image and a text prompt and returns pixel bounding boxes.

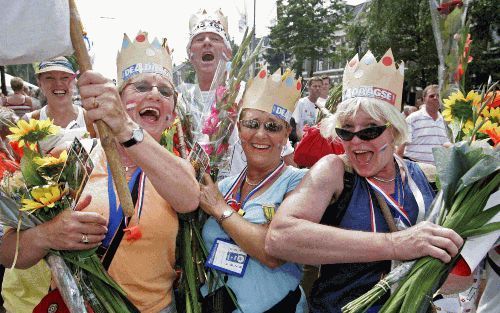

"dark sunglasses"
[335,123,391,141]
[126,81,174,98]
[240,119,285,133]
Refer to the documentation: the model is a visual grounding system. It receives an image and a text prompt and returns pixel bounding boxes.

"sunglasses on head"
[126,81,174,98]
[335,123,391,141]
[240,119,285,133]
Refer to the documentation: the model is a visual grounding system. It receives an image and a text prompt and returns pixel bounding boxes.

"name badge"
[206,238,249,277]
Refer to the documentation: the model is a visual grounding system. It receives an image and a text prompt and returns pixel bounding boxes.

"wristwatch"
[217,209,234,224]
[120,126,144,148]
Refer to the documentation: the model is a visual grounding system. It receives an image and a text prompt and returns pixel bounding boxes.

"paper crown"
[186,9,231,53]
[116,31,173,88]
[342,49,404,110]
[241,66,302,123]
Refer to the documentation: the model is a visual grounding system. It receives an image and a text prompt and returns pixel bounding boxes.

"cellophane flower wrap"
[174,29,263,313]
[0,118,138,313]
[429,0,472,99]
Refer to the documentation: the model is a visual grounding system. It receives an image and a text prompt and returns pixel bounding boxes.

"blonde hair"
[320,97,408,146]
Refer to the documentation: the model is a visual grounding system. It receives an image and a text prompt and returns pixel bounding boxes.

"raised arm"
[78,71,199,213]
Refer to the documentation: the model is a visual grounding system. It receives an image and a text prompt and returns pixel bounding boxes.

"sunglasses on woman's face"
[240,119,284,133]
[335,123,391,141]
[126,81,174,99]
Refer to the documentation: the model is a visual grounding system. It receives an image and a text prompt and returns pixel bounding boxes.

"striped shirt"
[404,108,450,164]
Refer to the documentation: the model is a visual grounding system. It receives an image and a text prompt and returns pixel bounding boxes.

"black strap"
[319,169,355,226]
[264,285,301,313]
[98,175,141,270]
[486,254,500,277]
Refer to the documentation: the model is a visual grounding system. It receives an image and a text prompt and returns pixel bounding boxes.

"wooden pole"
[68,0,134,217]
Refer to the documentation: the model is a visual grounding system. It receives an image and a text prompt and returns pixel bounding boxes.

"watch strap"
[217,210,234,224]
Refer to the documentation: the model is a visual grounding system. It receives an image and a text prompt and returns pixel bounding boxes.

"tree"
[350,0,498,91]
[269,0,348,77]
[465,0,500,87]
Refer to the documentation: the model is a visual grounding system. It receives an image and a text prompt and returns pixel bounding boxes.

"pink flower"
[202,144,214,155]
[202,110,220,135]
[216,86,227,103]
[216,142,229,155]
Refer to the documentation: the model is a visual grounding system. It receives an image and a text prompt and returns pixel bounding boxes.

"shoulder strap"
[100,175,141,270]
[320,156,355,226]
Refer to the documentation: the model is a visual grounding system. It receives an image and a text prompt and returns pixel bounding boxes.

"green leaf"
[20,148,46,187]
[461,204,500,232]
[461,222,500,238]
[456,154,500,195]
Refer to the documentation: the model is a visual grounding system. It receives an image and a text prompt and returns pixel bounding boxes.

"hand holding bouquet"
[0,118,138,313]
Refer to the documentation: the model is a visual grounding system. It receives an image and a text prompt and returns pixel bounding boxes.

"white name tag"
[206,238,249,277]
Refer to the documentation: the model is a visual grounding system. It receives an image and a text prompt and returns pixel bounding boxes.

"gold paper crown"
[241,66,302,122]
[187,9,230,53]
[116,31,173,88]
[342,49,405,110]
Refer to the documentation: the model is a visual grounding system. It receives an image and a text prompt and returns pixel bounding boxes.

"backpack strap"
[320,155,355,226]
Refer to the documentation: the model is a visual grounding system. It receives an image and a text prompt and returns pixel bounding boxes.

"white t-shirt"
[292,96,318,138]
[404,108,450,164]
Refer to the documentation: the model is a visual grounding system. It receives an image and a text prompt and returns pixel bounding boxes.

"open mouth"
[202,53,215,62]
[353,150,374,164]
[251,143,271,150]
[139,107,160,122]
[53,90,67,96]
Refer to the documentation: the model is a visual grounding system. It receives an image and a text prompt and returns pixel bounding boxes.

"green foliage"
[465,0,500,87]
[351,0,498,90]
[361,0,438,88]
[269,0,348,77]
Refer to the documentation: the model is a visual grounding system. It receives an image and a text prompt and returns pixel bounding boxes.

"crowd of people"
[0,7,497,313]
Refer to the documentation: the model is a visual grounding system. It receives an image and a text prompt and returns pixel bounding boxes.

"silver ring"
[81,234,89,244]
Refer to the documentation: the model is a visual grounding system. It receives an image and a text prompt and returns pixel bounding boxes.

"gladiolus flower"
[202,144,214,155]
[437,0,463,15]
[216,142,229,155]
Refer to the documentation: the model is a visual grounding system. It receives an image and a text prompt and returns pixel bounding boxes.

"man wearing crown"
[179,9,295,179]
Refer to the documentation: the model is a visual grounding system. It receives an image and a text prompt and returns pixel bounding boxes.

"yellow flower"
[33,150,68,167]
[442,90,481,124]
[7,119,60,150]
[21,184,67,213]
[481,107,499,124]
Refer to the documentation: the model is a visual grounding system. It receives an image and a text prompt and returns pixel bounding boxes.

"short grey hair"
[320,97,408,146]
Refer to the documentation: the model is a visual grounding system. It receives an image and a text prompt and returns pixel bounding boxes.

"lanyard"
[224,160,285,212]
[104,166,146,247]
[365,155,426,232]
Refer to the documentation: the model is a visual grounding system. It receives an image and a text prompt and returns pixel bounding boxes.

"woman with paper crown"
[0,31,199,313]
[265,50,463,312]
[198,67,308,312]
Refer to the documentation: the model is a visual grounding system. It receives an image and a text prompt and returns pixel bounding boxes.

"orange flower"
[484,91,500,109]
[482,128,500,146]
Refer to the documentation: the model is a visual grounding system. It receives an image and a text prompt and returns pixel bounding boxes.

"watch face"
[132,128,144,142]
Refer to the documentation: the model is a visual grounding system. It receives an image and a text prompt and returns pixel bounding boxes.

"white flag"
[0,0,74,65]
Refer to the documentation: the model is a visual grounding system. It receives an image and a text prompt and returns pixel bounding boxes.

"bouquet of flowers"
[443,84,499,144]
[429,0,471,99]
[0,118,138,313]
[342,139,499,313]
